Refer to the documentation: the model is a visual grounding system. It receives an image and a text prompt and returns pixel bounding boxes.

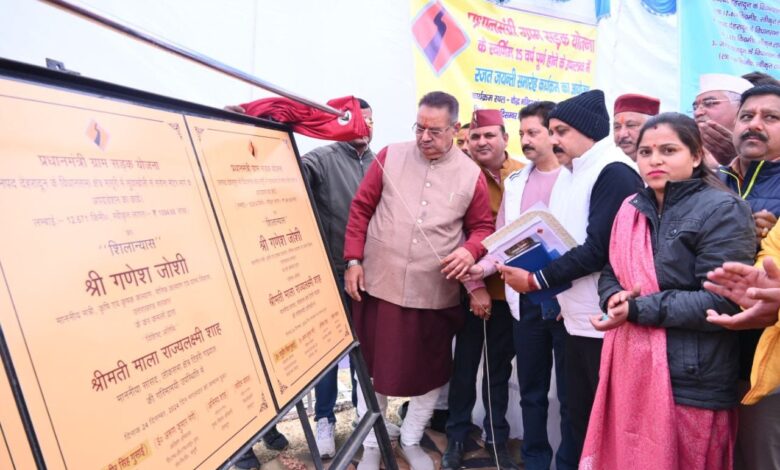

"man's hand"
[496,264,532,293]
[754,210,777,243]
[699,120,736,165]
[344,265,365,302]
[706,258,780,330]
[468,287,492,320]
[706,299,780,330]
[590,284,640,332]
[459,264,485,282]
[224,104,246,114]
[704,261,774,309]
[441,247,475,280]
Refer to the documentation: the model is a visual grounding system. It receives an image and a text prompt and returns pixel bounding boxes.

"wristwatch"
[346,259,362,269]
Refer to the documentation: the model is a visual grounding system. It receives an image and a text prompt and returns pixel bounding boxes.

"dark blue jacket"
[718,159,780,379]
[718,160,780,215]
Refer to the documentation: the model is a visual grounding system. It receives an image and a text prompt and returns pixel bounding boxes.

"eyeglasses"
[412,123,452,137]
[689,97,737,113]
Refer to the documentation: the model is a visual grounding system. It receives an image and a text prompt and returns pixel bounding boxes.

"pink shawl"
[579,197,677,470]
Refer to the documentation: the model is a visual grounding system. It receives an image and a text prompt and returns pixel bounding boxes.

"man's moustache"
[553,145,564,154]
[618,138,633,146]
[740,131,768,143]
[522,145,535,153]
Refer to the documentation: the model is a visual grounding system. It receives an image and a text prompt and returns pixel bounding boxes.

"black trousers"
[446,299,515,444]
[564,334,602,462]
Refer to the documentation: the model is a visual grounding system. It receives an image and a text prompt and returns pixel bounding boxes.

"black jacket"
[599,179,755,409]
[302,142,374,273]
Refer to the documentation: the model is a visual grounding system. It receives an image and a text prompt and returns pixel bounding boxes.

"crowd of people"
[231,71,780,470]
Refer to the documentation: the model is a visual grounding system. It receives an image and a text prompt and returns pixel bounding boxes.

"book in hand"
[482,204,577,305]
[504,238,571,305]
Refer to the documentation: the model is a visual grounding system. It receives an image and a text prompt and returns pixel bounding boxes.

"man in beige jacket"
[343,91,494,470]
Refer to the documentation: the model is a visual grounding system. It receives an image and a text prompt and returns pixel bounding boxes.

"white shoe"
[384,420,401,439]
[400,443,434,470]
[315,418,336,459]
[357,445,381,470]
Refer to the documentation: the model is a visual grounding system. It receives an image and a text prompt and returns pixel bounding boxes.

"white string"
[370,156,446,264]
[482,318,500,470]
[370,153,499,469]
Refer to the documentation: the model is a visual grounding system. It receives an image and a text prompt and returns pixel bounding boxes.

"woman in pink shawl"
[580,113,756,470]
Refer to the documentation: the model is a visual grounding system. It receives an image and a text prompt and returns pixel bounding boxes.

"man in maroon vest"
[344,91,494,470]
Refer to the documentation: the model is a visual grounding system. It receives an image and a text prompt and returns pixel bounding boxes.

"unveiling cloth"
[240,95,368,141]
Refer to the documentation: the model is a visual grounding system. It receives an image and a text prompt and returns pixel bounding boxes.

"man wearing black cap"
[496,89,642,461]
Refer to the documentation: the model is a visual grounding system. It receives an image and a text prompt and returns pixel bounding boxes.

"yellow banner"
[411,0,597,157]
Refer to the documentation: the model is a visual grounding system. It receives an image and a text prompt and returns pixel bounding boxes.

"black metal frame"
[0,58,397,470]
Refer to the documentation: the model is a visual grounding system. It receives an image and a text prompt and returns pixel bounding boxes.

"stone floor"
[237,398,523,470]
[230,360,526,470]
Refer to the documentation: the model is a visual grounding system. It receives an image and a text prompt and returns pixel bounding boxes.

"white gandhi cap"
[698,73,753,95]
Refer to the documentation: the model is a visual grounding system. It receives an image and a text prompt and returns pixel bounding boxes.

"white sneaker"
[357,445,381,470]
[315,417,336,459]
[400,443,434,470]
[384,420,401,439]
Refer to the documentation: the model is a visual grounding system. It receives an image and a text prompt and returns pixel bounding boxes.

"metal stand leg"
[327,347,398,470]
[297,400,324,470]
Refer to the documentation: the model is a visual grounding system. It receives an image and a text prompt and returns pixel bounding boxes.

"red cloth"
[240,95,368,141]
[351,293,464,396]
[580,197,677,470]
[342,148,492,262]
[581,197,737,470]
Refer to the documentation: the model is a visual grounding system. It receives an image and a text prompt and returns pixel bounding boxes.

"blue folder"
[505,242,571,305]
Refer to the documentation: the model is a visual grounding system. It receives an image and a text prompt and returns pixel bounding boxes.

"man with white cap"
[693,73,754,165]
[613,93,660,161]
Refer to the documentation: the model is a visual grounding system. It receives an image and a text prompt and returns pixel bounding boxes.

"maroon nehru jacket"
[614,94,660,116]
[470,109,504,128]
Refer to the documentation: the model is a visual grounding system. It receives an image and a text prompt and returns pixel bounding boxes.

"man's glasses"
[689,97,737,114]
[412,123,452,137]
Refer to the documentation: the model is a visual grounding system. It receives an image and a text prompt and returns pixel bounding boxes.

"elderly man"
[442,109,523,470]
[344,91,494,470]
[715,84,780,470]
[612,93,660,160]
[694,73,754,165]
[495,90,642,461]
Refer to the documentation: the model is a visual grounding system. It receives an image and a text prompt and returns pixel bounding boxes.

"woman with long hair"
[579,113,756,469]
